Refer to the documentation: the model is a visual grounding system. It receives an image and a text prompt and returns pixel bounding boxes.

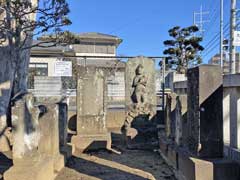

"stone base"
[159,139,240,180]
[71,133,111,154]
[178,154,240,180]
[4,156,55,180]
[54,154,65,173]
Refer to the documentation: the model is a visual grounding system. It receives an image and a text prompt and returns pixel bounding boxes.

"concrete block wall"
[223,74,240,163]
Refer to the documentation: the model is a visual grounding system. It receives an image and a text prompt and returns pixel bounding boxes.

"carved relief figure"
[131,64,148,107]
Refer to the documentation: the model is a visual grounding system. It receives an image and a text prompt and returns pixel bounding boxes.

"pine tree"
[163,25,204,74]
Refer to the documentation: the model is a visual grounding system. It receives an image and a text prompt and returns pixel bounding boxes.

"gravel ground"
[56,148,176,180]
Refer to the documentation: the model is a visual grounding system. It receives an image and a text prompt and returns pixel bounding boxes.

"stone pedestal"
[71,67,110,154]
[124,56,157,149]
[4,155,54,180]
[186,65,223,158]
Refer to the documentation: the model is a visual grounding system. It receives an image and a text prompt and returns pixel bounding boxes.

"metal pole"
[230,0,236,74]
[220,0,224,68]
[162,58,166,124]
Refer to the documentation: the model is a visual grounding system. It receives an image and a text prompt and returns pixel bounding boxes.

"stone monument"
[124,56,157,148]
[185,65,223,158]
[4,93,68,180]
[71,66,111,154]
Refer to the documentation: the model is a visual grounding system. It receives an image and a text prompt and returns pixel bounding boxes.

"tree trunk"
[0,44,32,152]
[0,0,38,152]
[0,46,15,151]
[13,41,32,95]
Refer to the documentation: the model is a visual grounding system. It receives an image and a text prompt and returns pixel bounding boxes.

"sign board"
[54,61,72,77]
[234,31,240,46]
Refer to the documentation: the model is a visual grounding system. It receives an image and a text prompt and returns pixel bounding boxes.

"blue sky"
[65,0,232,63]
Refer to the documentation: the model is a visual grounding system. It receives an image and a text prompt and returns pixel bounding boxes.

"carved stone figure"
[124,57,157,149]
[131,64,148,107]
[124,61,156,134]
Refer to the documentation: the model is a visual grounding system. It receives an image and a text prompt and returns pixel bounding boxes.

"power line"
[203,42,219,59]
[203,0,220,37]
[203,22,230,50]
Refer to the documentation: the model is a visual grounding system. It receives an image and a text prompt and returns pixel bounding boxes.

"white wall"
[223,74,240,162]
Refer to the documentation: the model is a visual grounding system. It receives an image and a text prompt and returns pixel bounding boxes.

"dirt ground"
[56,148,176,180]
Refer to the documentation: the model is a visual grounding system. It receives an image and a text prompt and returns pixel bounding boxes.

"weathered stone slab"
[186,65,223,158]
[124,56,157,149]
[125,56,156,108]
[4,93,67,180]
[72,66,110,153]
[11,94,40,160]
[59,103,68,148]
[175,95,187,146]
[38,103,67,173]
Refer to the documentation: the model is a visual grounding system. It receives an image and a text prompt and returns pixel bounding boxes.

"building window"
[28,63,48,89]
[107,72,125,98]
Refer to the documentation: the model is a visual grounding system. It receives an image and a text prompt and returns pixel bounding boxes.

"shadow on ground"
[0,152,12,180]
[56,148,176,180]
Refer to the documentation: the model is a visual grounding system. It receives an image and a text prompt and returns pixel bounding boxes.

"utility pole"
[220,0,224,68]
[230,0,236,74]
[194,5,209,37]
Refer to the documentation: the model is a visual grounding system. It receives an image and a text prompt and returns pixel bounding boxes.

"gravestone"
[4,93,68,180]
[165,93,187,146]
[38,103,67,174]
[165,93,177,140]
[175,95,187,146]
[71,66,111,154]
[186,65,223,158]
[4,93,54,180]
[124,56,157,148]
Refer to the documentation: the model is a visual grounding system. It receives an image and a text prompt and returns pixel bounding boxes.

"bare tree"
[0,0,71,138]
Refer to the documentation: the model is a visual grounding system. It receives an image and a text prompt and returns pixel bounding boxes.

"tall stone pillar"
[71,66,110,154]
[186,65,223,158]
